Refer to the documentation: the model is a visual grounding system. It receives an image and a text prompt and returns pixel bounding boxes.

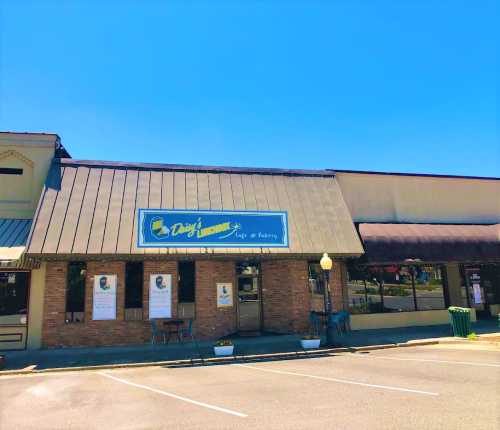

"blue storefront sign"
[138,209,289,248]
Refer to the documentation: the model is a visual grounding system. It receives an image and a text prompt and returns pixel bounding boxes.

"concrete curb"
[0,339,446,377]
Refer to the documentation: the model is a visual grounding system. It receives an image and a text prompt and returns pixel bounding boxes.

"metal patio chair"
[179,319,195,343]
[309,311,323,336]
[150,320,167,344]
[330,311,351,336]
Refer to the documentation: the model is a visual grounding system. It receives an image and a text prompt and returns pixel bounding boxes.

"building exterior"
[0,132,70,350]
[336,170,500,330]
[23,158,363,348]
[0,132,498,350]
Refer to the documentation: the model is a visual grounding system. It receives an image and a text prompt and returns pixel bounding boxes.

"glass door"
[0,271,29,350]
[236,262,262,332]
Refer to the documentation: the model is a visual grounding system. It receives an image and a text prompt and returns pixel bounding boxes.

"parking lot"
[1,344,499,430]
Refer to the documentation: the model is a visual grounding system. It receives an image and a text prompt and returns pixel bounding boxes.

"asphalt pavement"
[1,344,499,430]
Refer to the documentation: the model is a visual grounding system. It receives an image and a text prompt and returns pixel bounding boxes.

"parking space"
[1,345,498,430]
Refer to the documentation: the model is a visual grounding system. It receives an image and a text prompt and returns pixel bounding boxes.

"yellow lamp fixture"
[320,252,333,271]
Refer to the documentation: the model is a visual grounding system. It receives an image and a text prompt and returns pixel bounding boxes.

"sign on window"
[92,275,117,320]
[149,274,172,319]
[217,283,233,308]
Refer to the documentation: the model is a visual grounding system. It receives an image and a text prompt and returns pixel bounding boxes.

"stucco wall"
[0,133,56,219]
[351,308,477,330]
[336,172,500,224]
[27,263,46,349]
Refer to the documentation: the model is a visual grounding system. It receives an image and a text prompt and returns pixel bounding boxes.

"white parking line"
[350,354,500,368]
[235,364,438,396]
[97,372,247,418]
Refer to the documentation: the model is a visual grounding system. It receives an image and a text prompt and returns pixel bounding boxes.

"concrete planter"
[301,339,321,349]
[214,345,234,356]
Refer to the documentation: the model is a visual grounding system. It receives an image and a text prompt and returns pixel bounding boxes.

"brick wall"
[194,260,237,340]
[42,260,178,348]
[261,260,311,333]
[261,260,346,335]
[331,261,346,312]
[41,258,348,348]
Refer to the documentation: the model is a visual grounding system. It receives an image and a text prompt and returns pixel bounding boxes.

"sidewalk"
[1,320,498,373]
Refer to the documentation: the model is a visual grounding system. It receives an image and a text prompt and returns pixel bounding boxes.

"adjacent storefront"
[0,132,68,350]
[336,171,500,329]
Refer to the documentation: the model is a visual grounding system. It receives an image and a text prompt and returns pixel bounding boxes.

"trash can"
[448,306,471,337]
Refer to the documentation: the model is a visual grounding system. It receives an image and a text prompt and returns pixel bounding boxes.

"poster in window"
[217,283,233,308]
[473,283,483,304]
[92,275,117,320]
[149,274,172,319]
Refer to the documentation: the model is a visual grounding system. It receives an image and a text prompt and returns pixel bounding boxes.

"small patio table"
[162,319,185,344]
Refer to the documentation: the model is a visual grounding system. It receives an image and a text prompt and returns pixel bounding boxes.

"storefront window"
[377,266,416,313]
[460,264,500,312]
[308,262,324,295]
[481,265,500,305]
[414,266,445,310]
[0,272,29,320]
[347,265,383,314]
[178,261,196,319]
[66,262,86,323]
[236,262,259,276]
[125,261,143,320]
[178,261,195,302]
[347,263,447,314]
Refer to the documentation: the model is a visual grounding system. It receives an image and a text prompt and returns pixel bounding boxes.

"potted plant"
[213,339,234,356]
[301,335,321,349]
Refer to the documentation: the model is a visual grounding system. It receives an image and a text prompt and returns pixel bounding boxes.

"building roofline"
[330,169,500,181]
[0,131,71,158]
[0,131,60,138]
[58,158,336,177]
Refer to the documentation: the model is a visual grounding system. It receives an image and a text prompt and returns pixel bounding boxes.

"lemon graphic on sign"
[151,217,170,238]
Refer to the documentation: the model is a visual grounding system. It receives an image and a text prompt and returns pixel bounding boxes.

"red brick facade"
[41,258,346,348]
[261,260,309,333]
[194,260,237,339]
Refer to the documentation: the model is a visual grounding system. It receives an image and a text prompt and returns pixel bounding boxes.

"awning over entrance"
[358,223,500,264]
[0,219,38,269]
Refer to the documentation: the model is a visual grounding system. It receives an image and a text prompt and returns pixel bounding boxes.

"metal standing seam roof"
[0,219,32,248]
[358,223,500,264]
[25,159,364,257]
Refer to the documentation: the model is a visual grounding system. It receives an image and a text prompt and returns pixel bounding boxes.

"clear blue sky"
[0,1,497,176]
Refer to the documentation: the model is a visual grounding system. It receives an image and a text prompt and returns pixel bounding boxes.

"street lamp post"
[320,252,334,346]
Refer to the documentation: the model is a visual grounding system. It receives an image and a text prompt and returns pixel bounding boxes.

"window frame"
[65,262,86,324]
[178,261,196,304]
[347,262,447,314]
[124,261,144,320]
[0,271,30,321]
[308,261,325,295]
[0,167,23,175]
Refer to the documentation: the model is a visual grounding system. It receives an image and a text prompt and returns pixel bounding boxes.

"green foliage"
[214,339,233,347]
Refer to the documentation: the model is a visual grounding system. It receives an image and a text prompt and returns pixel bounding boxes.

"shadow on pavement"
[1,319,497,372]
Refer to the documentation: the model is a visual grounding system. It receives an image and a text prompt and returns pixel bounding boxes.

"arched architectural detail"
[0,150,35,167]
